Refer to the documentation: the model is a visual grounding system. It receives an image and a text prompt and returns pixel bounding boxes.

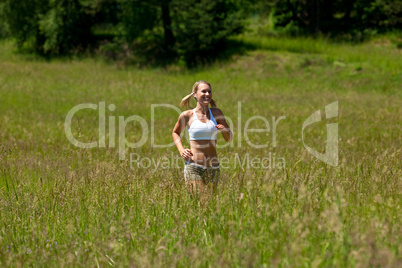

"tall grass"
[0,35,401,266]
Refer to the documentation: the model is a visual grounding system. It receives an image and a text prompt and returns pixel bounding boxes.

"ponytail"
[180,93,193,109]
[210,98,217,108]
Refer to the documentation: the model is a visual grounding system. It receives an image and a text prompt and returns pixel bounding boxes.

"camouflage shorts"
[184,162,220,184]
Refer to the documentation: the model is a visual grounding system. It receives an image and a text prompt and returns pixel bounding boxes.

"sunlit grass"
[0,35,401,266]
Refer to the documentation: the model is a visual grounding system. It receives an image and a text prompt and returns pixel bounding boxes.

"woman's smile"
[195,83,212,105]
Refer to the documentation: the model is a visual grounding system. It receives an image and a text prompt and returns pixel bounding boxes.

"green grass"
[0,35,401,267]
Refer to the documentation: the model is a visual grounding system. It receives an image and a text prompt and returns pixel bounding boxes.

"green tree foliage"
[39,0,94,54]
[171,0,244,65]
[0,2,10,38]
[118,0,160,43]
[2,0,48,49]
[116,0,245,65]
[352,0,402,31]
[2,0,245,62]
[258,0,402,35]
[3,0,95,54]
[3,0,399,60]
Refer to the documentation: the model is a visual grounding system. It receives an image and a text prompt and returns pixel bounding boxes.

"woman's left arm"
[213,108,233,143]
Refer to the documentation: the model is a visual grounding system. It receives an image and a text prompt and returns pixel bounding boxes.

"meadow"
[0,34,401,267]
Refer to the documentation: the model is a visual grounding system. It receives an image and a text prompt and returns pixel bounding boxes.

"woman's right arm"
[172,111,193,160]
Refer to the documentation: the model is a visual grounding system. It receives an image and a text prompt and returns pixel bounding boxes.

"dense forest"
[1,0,401,65]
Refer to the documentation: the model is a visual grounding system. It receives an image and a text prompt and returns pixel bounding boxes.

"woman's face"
[193,83,212,106]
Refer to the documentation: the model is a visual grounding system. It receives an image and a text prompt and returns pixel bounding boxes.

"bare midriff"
[189,140,219,167]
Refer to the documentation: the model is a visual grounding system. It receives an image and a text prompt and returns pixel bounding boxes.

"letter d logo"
[302,101,338,166]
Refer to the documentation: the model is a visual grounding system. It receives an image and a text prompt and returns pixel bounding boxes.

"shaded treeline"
[0,0,400,65]
[257,0,401,35]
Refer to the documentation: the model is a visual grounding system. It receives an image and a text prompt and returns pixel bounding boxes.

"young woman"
[172,81,232,194]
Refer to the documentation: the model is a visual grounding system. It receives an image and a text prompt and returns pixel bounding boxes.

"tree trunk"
[161,2,175,49]
[315,0,320,34]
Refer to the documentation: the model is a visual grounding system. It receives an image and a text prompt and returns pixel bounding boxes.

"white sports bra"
[188,108,219,140]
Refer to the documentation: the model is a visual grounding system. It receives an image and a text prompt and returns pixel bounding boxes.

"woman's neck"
[195,104,209,114]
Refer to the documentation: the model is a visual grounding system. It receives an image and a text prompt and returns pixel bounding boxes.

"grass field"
[0,34,401,267]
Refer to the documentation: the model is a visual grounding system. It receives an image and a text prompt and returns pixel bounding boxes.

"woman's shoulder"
[210,107,224,116]
[179,109,193,119]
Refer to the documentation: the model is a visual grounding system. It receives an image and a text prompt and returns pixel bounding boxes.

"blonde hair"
[180,80,217,109]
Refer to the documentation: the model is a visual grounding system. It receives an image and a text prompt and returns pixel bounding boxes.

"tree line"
[0,0,400,65]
